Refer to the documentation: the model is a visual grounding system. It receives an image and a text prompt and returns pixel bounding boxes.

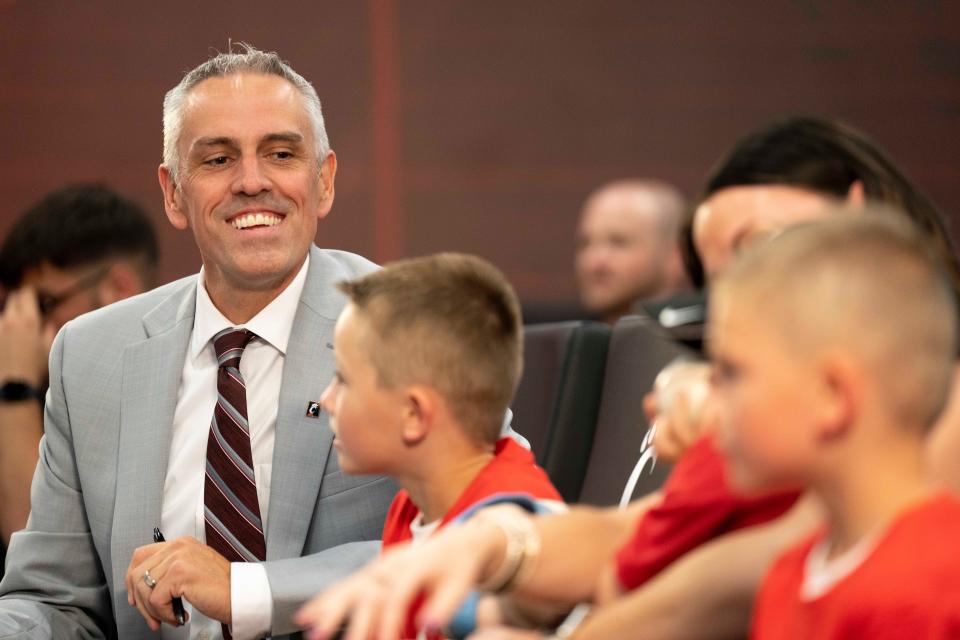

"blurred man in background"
[0,184,158,558]
[575,179,690,324]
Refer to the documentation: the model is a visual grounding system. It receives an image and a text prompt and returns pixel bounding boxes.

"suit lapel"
[266,247,340,559]
[111,281,196,628]
[109,249,347,575]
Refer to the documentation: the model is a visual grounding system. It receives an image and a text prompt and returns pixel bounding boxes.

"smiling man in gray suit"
[0,46,397,639]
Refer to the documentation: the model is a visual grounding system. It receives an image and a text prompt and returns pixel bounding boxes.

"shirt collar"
[190,254,311,359]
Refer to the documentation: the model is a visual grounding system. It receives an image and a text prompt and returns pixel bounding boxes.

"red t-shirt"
[381,438,562,639]
[615,435,801,590]
[752,494,960,639]
[382,437,562,548]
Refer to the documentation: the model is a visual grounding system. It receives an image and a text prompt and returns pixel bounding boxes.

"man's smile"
[229,211,285,230]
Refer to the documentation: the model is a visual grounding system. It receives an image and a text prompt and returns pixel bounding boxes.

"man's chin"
[582,295,627,318]
[222,258,306,292]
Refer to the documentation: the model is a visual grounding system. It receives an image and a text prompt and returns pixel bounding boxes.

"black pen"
[153,527,187,626]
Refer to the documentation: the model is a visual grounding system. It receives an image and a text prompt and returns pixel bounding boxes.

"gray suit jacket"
[0,246,399,639]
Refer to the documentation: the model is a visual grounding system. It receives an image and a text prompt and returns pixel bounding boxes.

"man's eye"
[271,151,294,160]
[204,156,230,166]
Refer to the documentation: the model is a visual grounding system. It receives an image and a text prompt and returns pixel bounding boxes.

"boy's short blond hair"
[338,252,523,444]
[715,209,958,430]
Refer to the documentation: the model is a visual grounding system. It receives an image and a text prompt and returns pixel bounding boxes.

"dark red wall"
[1,1,958,307]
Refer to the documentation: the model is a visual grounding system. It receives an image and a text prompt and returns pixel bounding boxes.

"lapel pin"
[306,401,321,418]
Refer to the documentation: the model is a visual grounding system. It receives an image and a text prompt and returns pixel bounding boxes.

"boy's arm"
[564,493,822,640]
[535,495,657,600]
[483,597,569,630]
[454,493,660,635]
[295,494,661,639]
[468,494,821,640]
[501,493,659,605]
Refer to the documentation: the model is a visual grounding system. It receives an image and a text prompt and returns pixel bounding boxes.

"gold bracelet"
[501,514,541,593]
[473,505,541,593]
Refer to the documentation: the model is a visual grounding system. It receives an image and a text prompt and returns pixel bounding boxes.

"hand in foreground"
[125,536,231,630]
[645,362,716,462]
[0,287,55,387]
[296,519,505,640]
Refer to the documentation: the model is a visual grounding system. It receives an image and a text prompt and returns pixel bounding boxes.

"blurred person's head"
[158,44,336,318]
[575,179,689,323]
[321,253,523,475]
[685,117,960,298]
[709,212,957,492]
[0,184,158,331]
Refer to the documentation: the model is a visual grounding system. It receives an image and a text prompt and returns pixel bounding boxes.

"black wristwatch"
[0,380,41,403]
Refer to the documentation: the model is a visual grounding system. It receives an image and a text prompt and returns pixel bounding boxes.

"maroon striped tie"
[204,328,265,639]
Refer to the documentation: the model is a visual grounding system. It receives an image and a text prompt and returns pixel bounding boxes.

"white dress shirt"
[160,256,310,640]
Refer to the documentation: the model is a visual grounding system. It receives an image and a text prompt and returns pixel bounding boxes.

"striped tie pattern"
[204,329,266,604]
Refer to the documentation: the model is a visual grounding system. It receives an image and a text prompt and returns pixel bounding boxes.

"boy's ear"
[816,353,862,441]
[401,386,436,446]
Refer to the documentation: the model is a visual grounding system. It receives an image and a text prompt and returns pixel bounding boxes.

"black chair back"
[512,321,611,501]
[577,315,695,506]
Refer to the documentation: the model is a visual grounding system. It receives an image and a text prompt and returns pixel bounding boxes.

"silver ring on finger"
[143,568,158,589]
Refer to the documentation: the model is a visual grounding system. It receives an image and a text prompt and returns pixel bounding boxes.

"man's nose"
[582,247,609,271]
[232,156,272,195]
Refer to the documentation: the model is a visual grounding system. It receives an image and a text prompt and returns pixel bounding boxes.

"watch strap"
[0,380,41,402]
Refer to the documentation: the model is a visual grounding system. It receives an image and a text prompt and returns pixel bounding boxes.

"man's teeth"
[232,213,282,229]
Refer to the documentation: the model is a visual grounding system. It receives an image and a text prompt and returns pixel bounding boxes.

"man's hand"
[125,536,232,630]
[0,286,55,387]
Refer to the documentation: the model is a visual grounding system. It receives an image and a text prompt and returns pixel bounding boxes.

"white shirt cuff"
[230,562,273,640]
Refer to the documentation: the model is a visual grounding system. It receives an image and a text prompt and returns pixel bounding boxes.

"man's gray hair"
[162,44,330,181]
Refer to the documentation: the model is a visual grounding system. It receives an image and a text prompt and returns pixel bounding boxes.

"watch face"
[0,381,38,401]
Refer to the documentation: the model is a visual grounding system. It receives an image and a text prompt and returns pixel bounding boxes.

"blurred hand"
[0,287,55,386]
[296,518,507,640]
[644,367,717,463]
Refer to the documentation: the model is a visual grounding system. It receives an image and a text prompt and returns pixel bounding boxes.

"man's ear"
[816,353,862,441]
[159,164,189,230]
[315,151,337,221]
[401,385,435,446]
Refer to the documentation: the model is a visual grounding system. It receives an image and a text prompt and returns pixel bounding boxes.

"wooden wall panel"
[1,0,958,308]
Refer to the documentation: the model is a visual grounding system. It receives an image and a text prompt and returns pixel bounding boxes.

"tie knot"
[213,328,255,369]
